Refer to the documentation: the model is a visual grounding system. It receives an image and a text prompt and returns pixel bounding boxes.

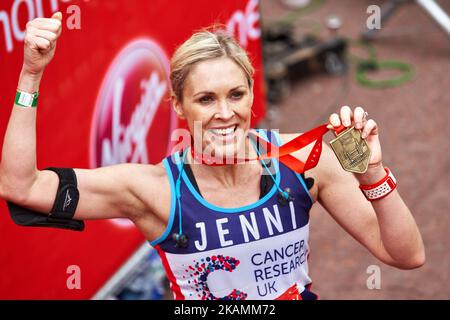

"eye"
[198,95,214,105]
[230,91,245,100]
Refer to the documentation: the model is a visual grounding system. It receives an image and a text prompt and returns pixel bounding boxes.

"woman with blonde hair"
[0,12,424,300]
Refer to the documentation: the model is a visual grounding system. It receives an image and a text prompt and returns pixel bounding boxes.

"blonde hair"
[170,29,255,102]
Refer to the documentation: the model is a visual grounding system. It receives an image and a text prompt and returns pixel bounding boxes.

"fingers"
[361,119,377,139]
[31,36,51,51]
[51,12,63,21]
[28,18,62,33]
[25,11,63,33]
[25,13,62,51]
[33,29,59,43]
[353,106,366,129]
[25,28,56,52]
[328,112,341,130]
[328,106,376,138]
[339,105,353,127]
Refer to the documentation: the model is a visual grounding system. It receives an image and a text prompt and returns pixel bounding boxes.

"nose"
[214,99,235,121]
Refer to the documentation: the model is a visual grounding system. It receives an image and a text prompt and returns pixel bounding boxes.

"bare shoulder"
[123,161,173,241]
[126,161,167,182]
[126,162,171,215]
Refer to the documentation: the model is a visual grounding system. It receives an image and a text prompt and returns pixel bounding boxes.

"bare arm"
[280,106,425,269]
[0,13,157,221]
[22,164,158,220]
[317,143,425,269]
[1,12,63,200]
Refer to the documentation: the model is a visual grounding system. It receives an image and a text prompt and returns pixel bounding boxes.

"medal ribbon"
[192,123,338,174]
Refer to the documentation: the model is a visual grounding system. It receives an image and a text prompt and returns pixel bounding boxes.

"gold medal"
[330,126,371,174]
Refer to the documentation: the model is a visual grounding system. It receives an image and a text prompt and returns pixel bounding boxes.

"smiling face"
[173,57,254,160]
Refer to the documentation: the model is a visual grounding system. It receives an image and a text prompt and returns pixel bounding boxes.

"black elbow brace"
[7,167,84,231]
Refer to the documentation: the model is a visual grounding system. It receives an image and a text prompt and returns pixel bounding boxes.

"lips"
[205,125,239,146]
[209,125,237,136]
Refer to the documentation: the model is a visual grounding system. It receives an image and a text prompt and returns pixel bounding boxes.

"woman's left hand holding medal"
[327,106,386,185]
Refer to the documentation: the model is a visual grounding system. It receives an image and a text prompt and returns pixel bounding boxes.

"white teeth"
[210,126,235,135]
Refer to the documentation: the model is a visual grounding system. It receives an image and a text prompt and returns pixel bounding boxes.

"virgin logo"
[226,0,260,47]
[90,38,177,227]
[102,72,166,165]
[90,38,176,167]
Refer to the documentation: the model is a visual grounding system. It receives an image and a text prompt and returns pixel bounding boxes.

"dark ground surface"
[259,0,450,299]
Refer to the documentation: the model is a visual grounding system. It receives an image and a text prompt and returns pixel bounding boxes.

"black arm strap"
[7,167,84,231]
[47,167,80,219]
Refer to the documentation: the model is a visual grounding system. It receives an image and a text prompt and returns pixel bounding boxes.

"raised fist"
[23,12,63,76]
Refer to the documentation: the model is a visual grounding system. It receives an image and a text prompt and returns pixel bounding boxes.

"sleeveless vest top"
[150,130,317,300]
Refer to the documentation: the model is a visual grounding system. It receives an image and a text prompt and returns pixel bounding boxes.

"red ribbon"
[191,123,331,174]
[275,283,302,300]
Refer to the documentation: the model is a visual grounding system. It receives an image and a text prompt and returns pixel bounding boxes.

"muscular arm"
[279,132,425,270]
[316,144,425,269]
[0,70,158,221]
[25,164,157,220]
[0,13,159,222]
[0,13,62,207]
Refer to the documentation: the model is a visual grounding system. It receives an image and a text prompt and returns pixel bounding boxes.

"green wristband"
[15,90,39,108]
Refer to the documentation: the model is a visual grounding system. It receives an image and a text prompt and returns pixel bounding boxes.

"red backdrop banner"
[0,0,266,299]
